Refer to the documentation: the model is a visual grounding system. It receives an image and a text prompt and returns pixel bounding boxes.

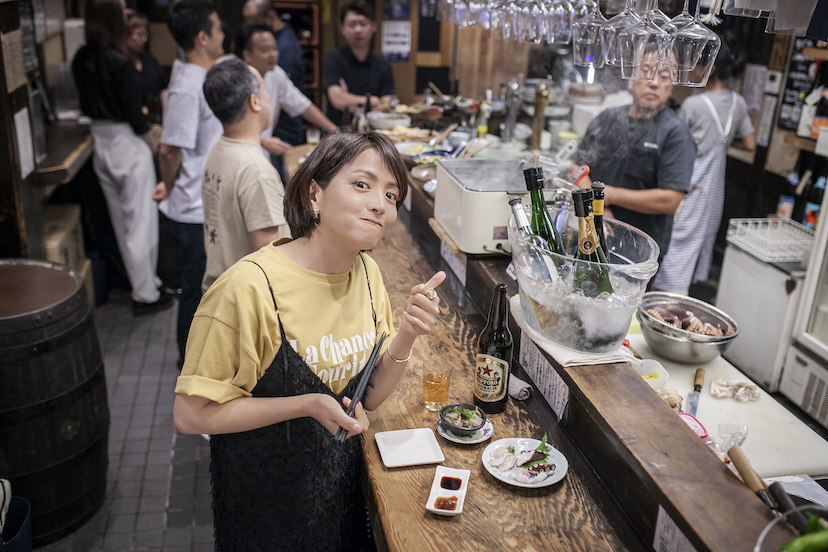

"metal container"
[636,293,739,364]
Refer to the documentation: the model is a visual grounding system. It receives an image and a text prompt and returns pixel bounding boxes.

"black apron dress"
[209,258,377,551]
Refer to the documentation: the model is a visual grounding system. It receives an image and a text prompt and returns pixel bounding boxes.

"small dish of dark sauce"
[440,476,462,490]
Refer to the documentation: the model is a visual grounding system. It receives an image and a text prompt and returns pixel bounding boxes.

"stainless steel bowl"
[637,310,738,364]
[638,292,739,343]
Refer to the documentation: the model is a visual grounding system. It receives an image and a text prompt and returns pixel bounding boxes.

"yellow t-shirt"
[175,241,396,402]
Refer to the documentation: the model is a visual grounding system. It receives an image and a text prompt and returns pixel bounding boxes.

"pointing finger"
[424,271,447,290]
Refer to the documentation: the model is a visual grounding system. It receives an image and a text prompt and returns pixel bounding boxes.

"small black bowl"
[439,403,487,437]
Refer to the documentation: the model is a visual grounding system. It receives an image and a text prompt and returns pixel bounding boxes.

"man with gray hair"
[200,57,288,291]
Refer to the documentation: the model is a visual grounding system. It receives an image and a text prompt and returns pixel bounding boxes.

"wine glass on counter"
[670,0,721,87]
[599,0,640,66]
[571,0,607,68]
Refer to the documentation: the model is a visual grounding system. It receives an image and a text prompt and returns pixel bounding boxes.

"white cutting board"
[627,334,828,479]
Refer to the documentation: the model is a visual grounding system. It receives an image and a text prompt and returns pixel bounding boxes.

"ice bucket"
[508,206,660,353]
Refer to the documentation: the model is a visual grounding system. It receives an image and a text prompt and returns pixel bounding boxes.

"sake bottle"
[572,189,614,297]
[523,167,565,254]
[509,198,555,282]
[474,283,514,414]
[591,181,609,254]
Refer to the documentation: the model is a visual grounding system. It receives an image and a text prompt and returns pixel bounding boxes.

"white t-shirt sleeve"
[272,67,311,118]
[161,89,201,149]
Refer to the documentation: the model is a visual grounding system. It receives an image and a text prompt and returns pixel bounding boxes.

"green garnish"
[507,445,515,454]
[521,434,552,469]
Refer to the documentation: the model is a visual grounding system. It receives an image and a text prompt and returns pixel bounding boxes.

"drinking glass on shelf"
[571,0,606,68]
[599,0,640,66]
[618,7,668,80]
[644,0,674,32]
[670,0,695,31]
[422,360,453,411]
[670,0,720,87]
[543,0,574,44]
[516,0,545,43]
[422,0,439,18]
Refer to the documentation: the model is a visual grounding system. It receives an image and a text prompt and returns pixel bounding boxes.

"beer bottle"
[474,283,514,414]
[572,189,614,297]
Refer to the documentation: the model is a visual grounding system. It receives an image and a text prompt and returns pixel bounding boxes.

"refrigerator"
[781,214,828,431]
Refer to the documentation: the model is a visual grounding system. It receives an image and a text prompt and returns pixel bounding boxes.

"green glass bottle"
[572,189,614,297]
[523,167,565,255]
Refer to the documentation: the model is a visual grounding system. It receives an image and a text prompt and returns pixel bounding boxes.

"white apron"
[653,92,737,293]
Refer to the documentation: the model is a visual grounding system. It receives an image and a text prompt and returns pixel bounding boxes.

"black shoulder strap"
[359,252,377,328]
[244,260,278,313]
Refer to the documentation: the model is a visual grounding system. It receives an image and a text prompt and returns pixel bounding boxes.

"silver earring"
[313,208,320,223]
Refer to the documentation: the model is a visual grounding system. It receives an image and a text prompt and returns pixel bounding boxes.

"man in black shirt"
[571,53,696,259]
[324,0,395,126]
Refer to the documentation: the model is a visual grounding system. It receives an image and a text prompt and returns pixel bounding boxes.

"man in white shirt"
[236,22,337,175]
[154,0,225,367]
[201,57,288,291]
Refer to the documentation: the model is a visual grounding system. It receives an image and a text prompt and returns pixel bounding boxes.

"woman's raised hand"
[401,271,446,337]
[312,394,368,439]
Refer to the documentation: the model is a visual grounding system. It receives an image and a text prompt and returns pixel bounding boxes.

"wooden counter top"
[36,122,93,187]
[363,209,646,552]
[357,163,796,552]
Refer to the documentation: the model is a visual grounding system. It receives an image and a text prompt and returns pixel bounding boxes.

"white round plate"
[481,437,568,488]
[437,419,494,445]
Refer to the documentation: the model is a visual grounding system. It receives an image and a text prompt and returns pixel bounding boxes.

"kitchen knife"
[687,368,705,417]
[769,481,809,534]
[729,445,776,510]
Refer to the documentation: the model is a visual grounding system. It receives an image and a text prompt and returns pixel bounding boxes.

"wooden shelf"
[784,132,817,152]
[803,47,828,61]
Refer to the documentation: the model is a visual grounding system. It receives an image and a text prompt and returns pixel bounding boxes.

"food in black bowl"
[439,403,487,437]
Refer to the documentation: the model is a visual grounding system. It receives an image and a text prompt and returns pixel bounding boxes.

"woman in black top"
[72,0,172,313]
[123,11,168,117]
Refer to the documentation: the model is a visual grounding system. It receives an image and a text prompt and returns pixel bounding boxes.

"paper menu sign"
[2,30,27,94]
[518,332,569,419]
[14,107,34,180]
[653,505,699,552]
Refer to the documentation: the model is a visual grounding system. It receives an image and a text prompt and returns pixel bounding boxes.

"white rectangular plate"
[375,428,445,468]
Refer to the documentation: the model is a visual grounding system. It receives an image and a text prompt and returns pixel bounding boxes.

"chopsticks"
[335,331,387,443]
[428,81,446,98]
[429,123,458,147]
[458,137,495,159]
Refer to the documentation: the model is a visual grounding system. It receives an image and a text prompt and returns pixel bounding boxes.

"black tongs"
[335,331,387,443]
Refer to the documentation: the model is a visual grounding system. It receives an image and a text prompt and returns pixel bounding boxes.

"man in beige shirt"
[201,56,288,291]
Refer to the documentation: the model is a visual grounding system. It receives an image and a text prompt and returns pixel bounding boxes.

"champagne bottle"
[474,283,514,414]
[509,198,555,281]
[572,189,614,297]
[523,167,565,254]
[591,181,609,254]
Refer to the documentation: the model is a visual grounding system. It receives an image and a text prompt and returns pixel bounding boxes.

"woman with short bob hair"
[173,131,444,550]
[285,131,409,238]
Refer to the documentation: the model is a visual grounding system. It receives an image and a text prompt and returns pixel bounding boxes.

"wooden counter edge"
[552,358,793,551]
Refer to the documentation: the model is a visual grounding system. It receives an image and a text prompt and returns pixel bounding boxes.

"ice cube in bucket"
[508,206,660,353]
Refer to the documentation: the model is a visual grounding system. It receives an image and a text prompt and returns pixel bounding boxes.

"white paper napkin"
[508,375,532,400]
[510,296,642,367]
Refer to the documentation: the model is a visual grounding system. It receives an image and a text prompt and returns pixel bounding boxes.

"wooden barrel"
[0,259,110,548]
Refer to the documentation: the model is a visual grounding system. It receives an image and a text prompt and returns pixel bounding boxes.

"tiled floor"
[38,291,214,552]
